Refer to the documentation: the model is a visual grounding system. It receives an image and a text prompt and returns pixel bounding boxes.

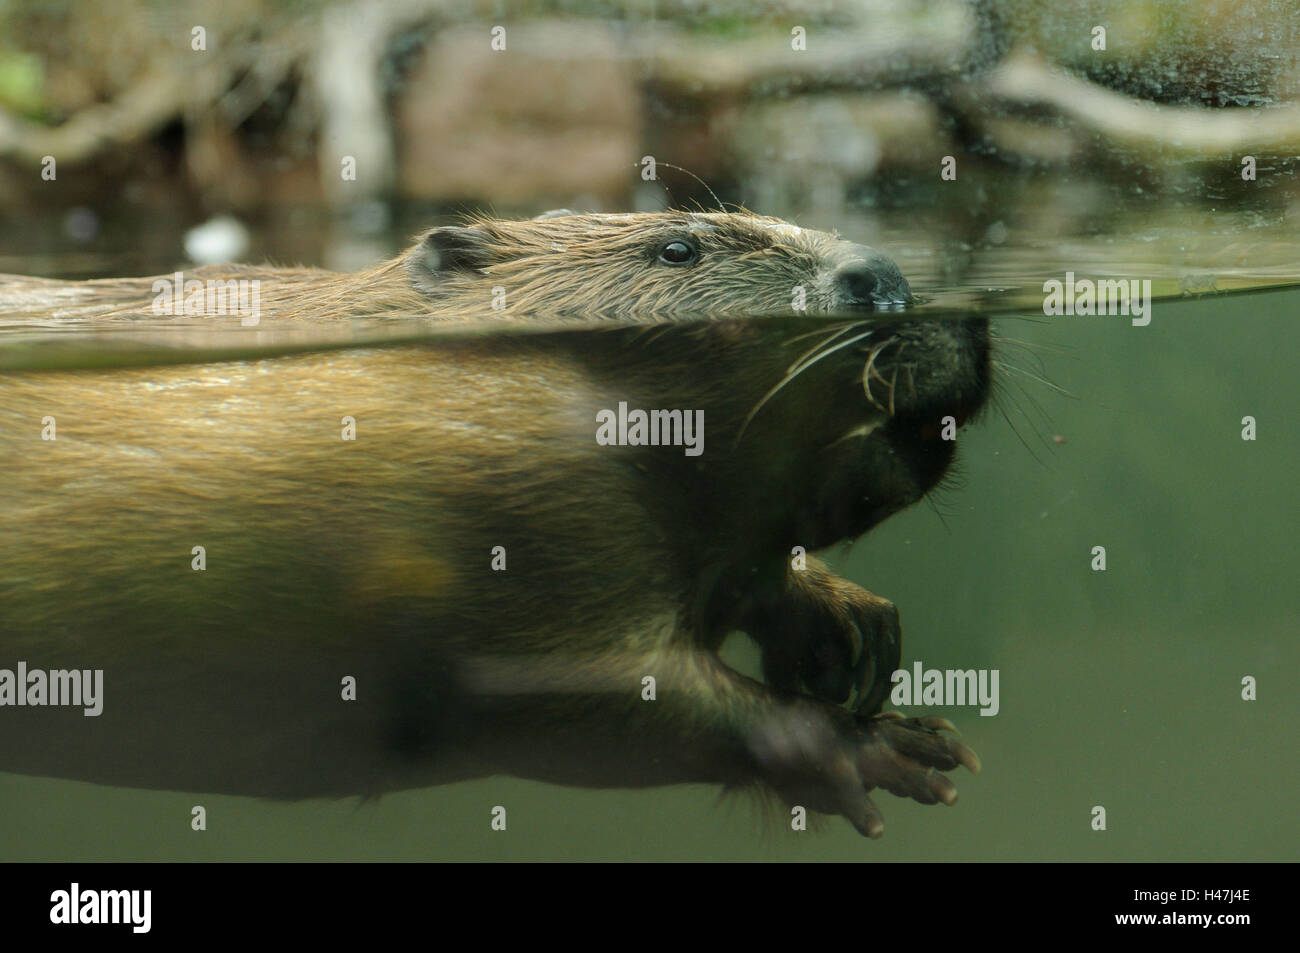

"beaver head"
[593,312,992,558]
[0,210,914,326]
[404,210,914,317]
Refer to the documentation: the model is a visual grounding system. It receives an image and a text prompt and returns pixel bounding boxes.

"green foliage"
[0,48,44,116]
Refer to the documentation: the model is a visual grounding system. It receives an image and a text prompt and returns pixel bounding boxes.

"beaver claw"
[748,704,979,838]
[753,583,902,714]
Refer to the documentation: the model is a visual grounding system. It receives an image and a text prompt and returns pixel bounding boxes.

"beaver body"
[0,212,987,838]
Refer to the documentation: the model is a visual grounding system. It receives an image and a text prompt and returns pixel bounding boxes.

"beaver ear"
[408,227,497,292]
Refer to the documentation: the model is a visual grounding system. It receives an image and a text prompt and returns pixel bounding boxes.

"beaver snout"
[829,245,913,311]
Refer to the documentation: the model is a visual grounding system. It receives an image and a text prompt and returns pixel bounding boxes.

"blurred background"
[1,0,1299,290]
[0,0,1296,860]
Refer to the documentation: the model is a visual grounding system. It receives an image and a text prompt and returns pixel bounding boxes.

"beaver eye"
[658,240,697,266]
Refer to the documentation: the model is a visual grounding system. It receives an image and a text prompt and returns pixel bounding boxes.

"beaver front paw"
[755,582,901,714]
[747,705,980,838]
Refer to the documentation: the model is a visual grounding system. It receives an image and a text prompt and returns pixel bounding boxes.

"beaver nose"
[831,248,913,310]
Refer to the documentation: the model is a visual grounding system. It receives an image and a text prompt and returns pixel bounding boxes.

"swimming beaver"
[0,211,987,840]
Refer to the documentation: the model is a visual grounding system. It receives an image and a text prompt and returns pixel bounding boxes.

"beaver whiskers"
[737,320,931,444]
[737,320,880,443]
[862,338,900,416]
[987,324,1075,463]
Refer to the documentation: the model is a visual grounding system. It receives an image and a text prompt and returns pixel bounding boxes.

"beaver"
[0,210,915,324]
[0,211,987,840]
